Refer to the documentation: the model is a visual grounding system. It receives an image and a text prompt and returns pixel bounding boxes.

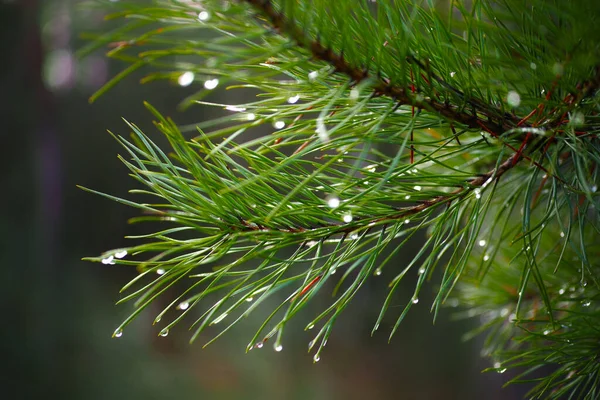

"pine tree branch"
[244,0,520,135]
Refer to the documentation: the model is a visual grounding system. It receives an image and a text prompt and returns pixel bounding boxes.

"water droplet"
[246,113,256,121]
[493,362,501,369]
[113,328,123,338]
[274,344,283,352]
[159,329,169,337]
[543,329,551,335]
[326,196,340,208]
[418,267,425,274]
[529,62,537,70]
[157,268,165,275]
[404,219,410,224]
[349,88,359,100]
[450,71,456,78]
[474,189,481,199]
[198,11,210,21]
[581,300,591,307]
[245,297,254,302]
[412,297,419,304]
[255,342,264,349]
[559,288,565,295]
[507,91,521,107]
[350,233,358,240]
[591,185,597,193]
[483,254,490,261]
[313,354,320,362]
[308,71,318,81]
[287,95,300,104]
[478,240,487,247]
[178,71,194,87]
[343,214,353,223]
[560,231,565,238]
[412,168,418,174]
[414,185,422,191]
[307,324,315,330]
[375,269,382,276]
[498,368,507,374]
[114,250,127,259]
[212,313,228,324]
[177,301,189,310]
[203,78,219,90]
[330,268,337,275]
[273,120,285,129]
[155,316,162,323]
[404,195,411,200]
[101,255,114,265]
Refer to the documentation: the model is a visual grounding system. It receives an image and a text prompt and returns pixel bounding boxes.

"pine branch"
[80,1,600,397]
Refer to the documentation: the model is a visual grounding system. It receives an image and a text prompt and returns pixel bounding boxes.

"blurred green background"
[1,0,524,398]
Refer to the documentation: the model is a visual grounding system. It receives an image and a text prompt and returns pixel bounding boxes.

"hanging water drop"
[450,71,456,78]
[113,328,123,338]
[404,195,411,200]
[308,71,318,81]
[307,324,315,330]
[412,297,419,304]
[178,71,194,87]
[204,78,219,90]
[543,329,551,336]
[157,268,165,275]
[507,91,521,108]
[483,254,490,262]
[326,196,340,208]
[581,300,591,307]
[560,231,565,238]
[114,250,127,259]
[343,213,353,223]
[313,354,321,362]
[350,233,358,240]
[349,88,359,100]
[274,344,283,352]
[478,240,487,247]
[101,255,115,265]
[375,269,382,276]
[159,329,169,337]
[287,95,300,104]
[414,185,422,191]
[245,297,254,302]
[177,301,190,310]
[273,120,285,129]
[246,113,256,121]
[198,11,210,21]
[404,219,410,224]
[330,268,337,275]
[418,267,425,275]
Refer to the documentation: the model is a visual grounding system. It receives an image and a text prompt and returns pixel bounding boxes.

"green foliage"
[82,0,600,397]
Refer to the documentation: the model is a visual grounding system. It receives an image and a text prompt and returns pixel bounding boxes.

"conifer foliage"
[83,0,600,397]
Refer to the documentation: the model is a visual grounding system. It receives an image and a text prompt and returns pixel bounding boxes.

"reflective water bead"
[177,301,190,310]
[274,344,283,352]
[478,240,487,247]
[287,95,300,104]
[198,11,210,21]
[178,71,194,87]
[412,297,419,304]
[157,268,165,275]
[326,196,340,208]
[113,328,123,338]
[507,91,520,107]
[342,214,353,223]
[313,354,320,362]
[204,78,219,90]
[114,250,127,259]
[159,329,169,337]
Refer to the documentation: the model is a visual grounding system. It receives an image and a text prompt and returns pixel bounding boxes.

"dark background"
[1,1,523,398]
